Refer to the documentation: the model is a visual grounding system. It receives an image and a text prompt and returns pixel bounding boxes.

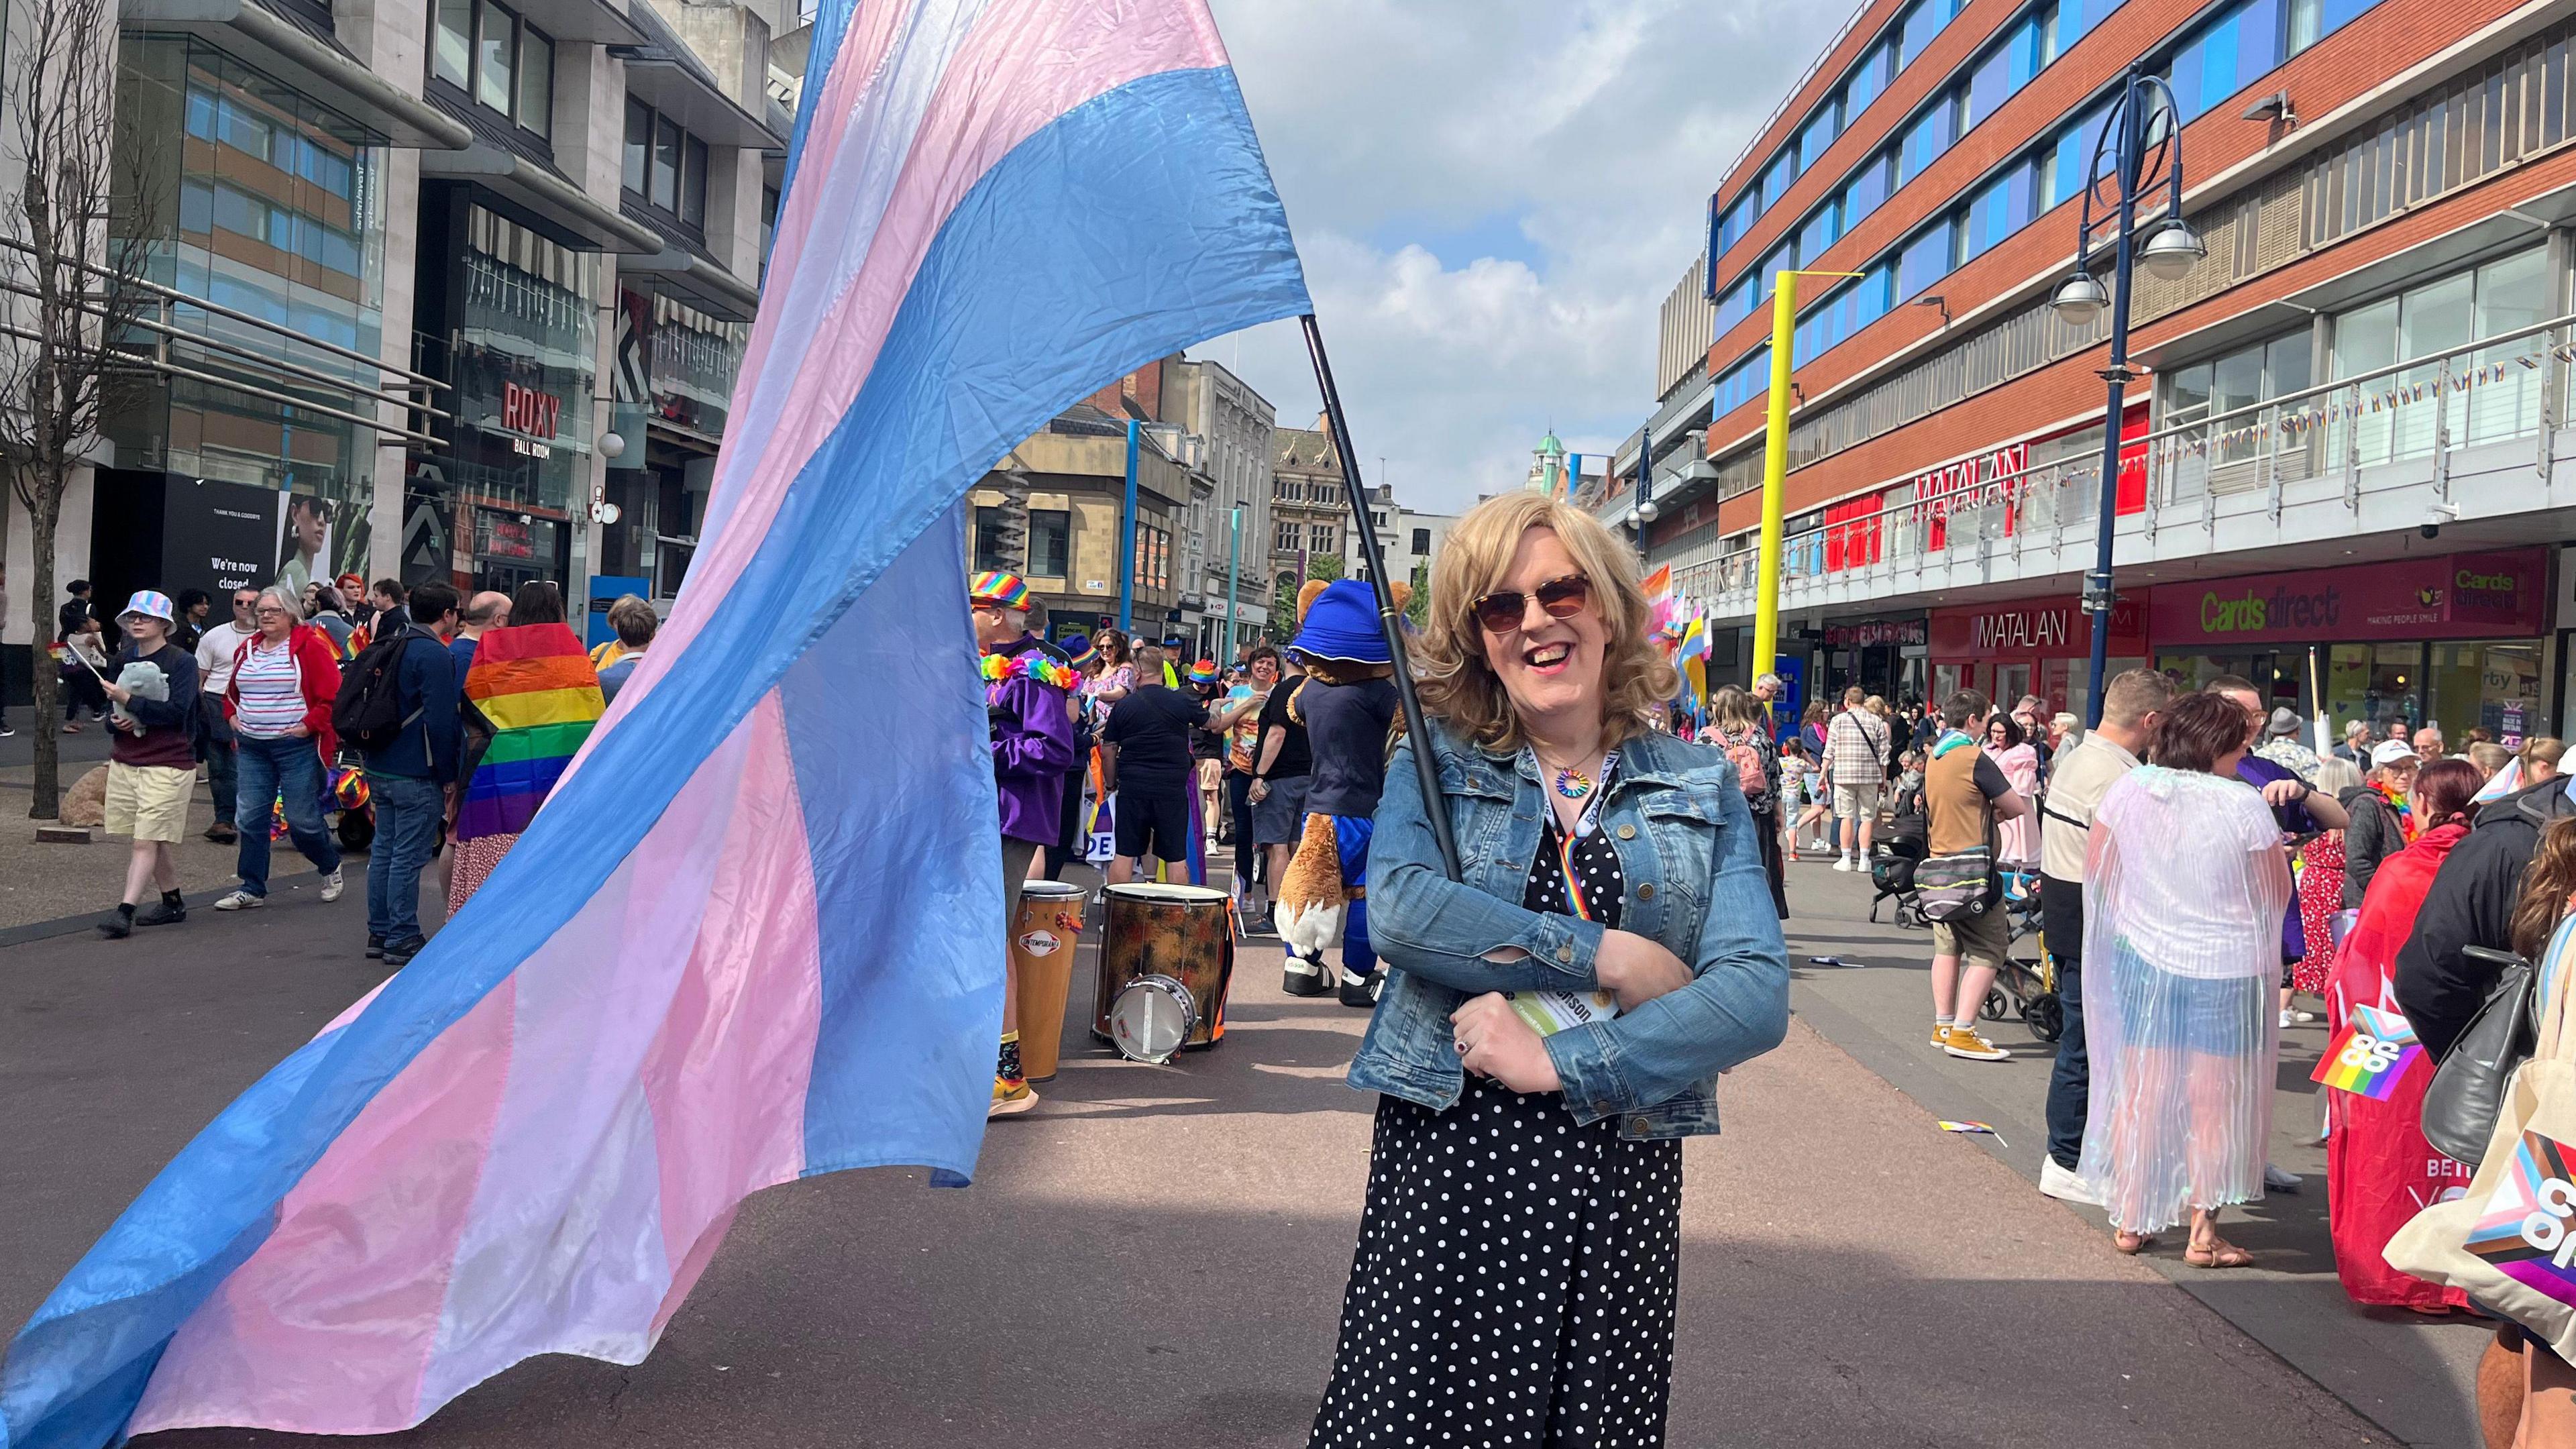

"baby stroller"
[1977,869,2063,1042]
[1867,782,1929,926]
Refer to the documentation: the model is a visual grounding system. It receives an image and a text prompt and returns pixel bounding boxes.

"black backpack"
[333,628,425,753]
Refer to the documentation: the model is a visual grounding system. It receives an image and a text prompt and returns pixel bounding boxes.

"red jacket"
[222,625,344,762]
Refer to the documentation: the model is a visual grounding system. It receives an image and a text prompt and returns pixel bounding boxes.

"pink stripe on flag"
[127,981,525,1436]
[606,0,1232,731]
[637,696,820,1287]
[419,709,773,1411]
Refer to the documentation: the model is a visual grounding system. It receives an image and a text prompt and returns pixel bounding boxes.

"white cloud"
[1199,0,1821,513]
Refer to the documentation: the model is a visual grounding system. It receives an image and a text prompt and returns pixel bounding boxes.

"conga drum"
[1012,881,1087,1083]
[1093,883,1234,1053]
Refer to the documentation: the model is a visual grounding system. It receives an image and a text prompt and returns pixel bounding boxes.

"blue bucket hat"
[1289,580,1391,665]
[1061,633,1097,669]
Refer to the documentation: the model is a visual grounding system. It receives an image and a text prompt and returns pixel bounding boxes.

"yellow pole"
[1750,271,1798,687]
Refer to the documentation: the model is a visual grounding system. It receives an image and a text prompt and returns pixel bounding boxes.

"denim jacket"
[1348,724,1791,1138]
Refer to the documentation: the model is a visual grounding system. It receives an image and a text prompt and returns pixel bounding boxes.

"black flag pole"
[1299,313,1464,883]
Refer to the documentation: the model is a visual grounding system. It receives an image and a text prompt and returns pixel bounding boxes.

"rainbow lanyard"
[1540,751,1619,921]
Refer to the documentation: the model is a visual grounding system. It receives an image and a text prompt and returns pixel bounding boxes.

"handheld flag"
[1,1,1309,1443]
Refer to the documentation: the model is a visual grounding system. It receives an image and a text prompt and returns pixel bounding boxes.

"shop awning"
[421,150,665,255]
[123,0,472,150]
[619,244,761,323]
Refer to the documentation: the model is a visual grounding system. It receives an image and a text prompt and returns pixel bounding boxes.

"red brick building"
[1606,0,2576,743]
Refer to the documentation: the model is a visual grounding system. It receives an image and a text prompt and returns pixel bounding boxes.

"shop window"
[432,0,471,87]
[2322,643,2425,731]
[517,28,551,138]
[1896,221,1953,302]
[972,507,1018,573]
[1798,106,1839,174]
[1030,511,1070,578]
[1961,162,2035,260]
[1844,42,1890,117]
[682,137,710,226]
[623,99,649,195]
[1898,102,1951,184]
[1843,152,1891,228]
[1964,19,2039,129]
[2431,641,2544,746]
[652,117,682,211]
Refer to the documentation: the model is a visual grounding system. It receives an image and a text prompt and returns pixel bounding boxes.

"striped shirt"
[232,637,307,739]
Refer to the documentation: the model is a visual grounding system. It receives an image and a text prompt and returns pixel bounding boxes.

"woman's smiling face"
[1477,526,1606,731]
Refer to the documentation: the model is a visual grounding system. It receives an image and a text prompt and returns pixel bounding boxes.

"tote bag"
[2385,915,2576,1357]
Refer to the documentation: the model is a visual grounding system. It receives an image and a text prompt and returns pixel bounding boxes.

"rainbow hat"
[1188,659,1218,684]
[968,570,1031,610]
[1061,633,1098,668]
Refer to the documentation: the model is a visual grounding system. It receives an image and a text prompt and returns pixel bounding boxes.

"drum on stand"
[1011,880,1088,1083]
[1093,883,1234,1060]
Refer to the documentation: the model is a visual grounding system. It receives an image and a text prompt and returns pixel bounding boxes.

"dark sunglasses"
[1471,574,1592,634]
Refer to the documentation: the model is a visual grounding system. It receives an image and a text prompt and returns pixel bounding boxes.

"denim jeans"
[199,695,237,826]
[364,771,442,943]
[2045,958,2089,1169]
[233,734,339,896]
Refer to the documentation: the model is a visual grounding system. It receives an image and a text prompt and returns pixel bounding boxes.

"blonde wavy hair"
[1415,492,1678,754]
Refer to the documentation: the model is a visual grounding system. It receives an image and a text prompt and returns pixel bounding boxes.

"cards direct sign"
[2149,549,2546,645]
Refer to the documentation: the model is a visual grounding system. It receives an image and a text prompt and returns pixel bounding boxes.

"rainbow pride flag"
[457,623,605,840]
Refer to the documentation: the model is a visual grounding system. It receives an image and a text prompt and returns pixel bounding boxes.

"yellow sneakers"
[1931,1023,1953,1049]
[1943,1024,2012,1061]
[989,1077,1038,1118]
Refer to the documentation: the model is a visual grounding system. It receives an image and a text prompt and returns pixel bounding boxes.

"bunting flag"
[0,2,1311,1444]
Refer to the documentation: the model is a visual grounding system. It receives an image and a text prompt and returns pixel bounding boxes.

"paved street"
[0,847,2443,1446]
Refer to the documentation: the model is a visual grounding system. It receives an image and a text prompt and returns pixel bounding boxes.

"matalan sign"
[1916,441,2028,517]
[1974,607,2070,651]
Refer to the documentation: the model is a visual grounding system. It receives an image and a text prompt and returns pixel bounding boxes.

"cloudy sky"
[1199,0,1819,515]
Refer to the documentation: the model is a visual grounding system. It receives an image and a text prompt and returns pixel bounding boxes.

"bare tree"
[0,0,157,819]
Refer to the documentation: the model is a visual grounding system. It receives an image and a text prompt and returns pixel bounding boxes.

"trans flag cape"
[455,621,604,841]
[0,2,1309,1444]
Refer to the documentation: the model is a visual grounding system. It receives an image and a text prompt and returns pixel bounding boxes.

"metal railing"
[1679,310,2576,608]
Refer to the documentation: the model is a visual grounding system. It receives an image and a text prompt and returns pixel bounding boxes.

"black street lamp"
[2050,64,2206,726]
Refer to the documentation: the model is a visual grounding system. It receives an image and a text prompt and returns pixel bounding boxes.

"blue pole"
[1226,505,1240,659]
[1120,419,1140,632]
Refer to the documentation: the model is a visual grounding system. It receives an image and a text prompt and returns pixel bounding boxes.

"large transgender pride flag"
[0,3,1308,1444]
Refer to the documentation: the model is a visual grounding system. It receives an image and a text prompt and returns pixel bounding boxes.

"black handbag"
[2421,946,2540,1167]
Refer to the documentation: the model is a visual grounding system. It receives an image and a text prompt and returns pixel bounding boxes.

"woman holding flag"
[1312,492,1788,1448]
[447,582,606,912]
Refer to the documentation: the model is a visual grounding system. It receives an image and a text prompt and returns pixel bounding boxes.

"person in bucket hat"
[1273,580,1407,1005]
[97,591,205,938]
[971,570,1077,1117]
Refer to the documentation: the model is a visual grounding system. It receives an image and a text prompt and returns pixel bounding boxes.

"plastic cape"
[2075,765,2294,1234]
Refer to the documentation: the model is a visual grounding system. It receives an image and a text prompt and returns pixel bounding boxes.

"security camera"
[2420,522,2442,541]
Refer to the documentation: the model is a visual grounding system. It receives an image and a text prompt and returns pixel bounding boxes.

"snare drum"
[1108,973,1199,1064]
[1093,883,1234,1054]
[1011,880,1088,1083]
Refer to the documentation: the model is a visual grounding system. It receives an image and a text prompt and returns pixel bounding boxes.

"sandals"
[2184,1238,2253,1269]
[2113,1231,2156,1255]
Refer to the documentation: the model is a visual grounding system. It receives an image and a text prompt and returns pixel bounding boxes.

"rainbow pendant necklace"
[1554,767,1595,800]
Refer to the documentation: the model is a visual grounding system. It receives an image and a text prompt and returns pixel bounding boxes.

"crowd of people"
[68,574,642,969]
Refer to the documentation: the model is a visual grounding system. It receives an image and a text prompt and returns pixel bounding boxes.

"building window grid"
[1710,0,2389,311]
[429,0,552,138]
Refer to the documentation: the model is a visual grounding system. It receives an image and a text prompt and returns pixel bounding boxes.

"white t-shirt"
[195,621,256,696]
[2092,765,2286,980]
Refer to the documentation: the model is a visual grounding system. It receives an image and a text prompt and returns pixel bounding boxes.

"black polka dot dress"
[1309,811,1684,1448]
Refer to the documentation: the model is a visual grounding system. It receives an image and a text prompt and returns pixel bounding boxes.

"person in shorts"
[1100,644,1210,884]
[98,591,203,938]
[1249,649,1314,892]
[1922,690,2029,1061]
[1825,684,1890,872]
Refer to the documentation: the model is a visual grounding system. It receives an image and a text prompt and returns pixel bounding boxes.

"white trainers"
[2264,1163,2304,1192]
[212,890,264,912]
[2279,1009,2315,1028]
[1832,855,1855,872]
[319,869,344,904]
[2039,1158,2101,1205]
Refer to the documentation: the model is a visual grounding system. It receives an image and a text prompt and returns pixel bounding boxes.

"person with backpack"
[1711,684,1784,918]
[339,580,461,966]
[1921,690,2030,1062]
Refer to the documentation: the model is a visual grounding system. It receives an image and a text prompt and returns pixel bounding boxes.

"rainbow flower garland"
[981,649,1077,692]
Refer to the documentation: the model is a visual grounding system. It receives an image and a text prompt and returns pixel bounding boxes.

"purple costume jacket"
[986,635,1077,844]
